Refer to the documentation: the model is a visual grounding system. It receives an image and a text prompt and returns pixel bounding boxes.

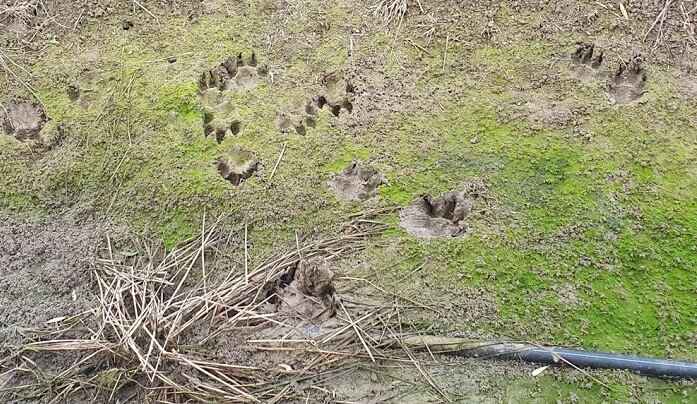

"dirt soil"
[0,207,110,340]
[2,0,697,401]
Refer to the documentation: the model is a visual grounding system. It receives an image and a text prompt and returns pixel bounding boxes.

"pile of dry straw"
[0,210,455,402]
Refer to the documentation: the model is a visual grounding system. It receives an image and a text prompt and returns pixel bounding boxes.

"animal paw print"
[310,71,355,118]
[275,112,315,136]
[216,148,262,186]
[399,182,488,239]
[200,92,243,144]
[328,161,387,202]
[569,43,603,78]
[606,54,647,105]
[275,71,355,135]
[569,44,648,105]
[199,52,268,92]
[400,190,472,238]
[2,100,46,142]
[198,52,268,143]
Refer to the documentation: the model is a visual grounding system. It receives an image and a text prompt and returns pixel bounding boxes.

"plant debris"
[0,212,455,402]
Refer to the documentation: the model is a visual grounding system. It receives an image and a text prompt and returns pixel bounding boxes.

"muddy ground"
[1,0,697,402]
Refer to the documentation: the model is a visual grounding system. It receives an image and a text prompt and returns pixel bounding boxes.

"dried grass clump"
[371,0,409,25]
[0,210,452,402]
[0,0,41,25]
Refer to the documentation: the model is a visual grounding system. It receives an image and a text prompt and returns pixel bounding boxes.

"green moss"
[159,213,197,250]
[157,82,201,122]
[354,84,697,363]
[321,140,373,173]
[505,374,697,402]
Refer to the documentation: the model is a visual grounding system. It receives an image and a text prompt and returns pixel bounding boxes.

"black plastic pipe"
[452,343,697,379]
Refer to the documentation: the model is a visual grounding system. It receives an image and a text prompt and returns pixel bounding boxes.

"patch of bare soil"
[216,148,261,186]
[0,210,108,341]
[329,161,387,202]
[511,98,583,127]
[682,81,697,99]
[400,182,487,238]
[556,284,582,307]
[358,357,536,402]
[606,54,648,105]
[1,99,46,141]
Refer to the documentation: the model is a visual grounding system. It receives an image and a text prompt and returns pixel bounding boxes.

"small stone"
[167,56,177,64]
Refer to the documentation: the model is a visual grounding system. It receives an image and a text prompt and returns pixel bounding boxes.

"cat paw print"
[606,54,647,105]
